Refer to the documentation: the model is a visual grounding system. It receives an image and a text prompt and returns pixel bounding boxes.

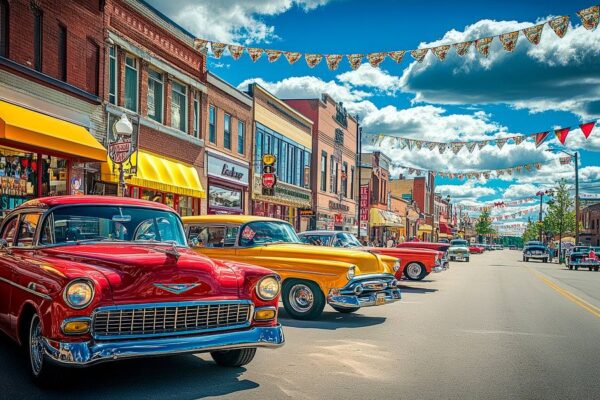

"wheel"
[465,257,470,263]
[211,348,256,367]
[522,256,526,262]
[449,256,455,261]
[594,267,599,272]
[331,306,360,313]
[568,265,573,270]
[589,267,593,271]
[404,262,427,281]
[525,257,529,262]
[543,258,548,263]
[28,314,61,386]
[282,280,326,320]
[575,266,579,271]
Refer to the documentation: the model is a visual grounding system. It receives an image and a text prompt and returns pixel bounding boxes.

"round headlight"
[256,276,281,301]
[347,265,356,280]
[393,260,401,272]
[64,279,94,309]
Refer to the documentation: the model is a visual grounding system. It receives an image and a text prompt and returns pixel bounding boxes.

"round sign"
[262,173,276,188]
[262,154,276,166]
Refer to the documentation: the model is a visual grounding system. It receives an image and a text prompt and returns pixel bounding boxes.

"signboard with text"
[359,185,369,222]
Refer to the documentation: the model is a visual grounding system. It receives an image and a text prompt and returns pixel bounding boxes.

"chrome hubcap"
[407,263,422,279]
[289,284,314,313]
[30,316,44,376]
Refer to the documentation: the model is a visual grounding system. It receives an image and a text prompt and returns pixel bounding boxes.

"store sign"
[329,201,350,212]
[107,113,139,165]
[262,154,277,196]
[221,164,244,180]
[299,209,315,217]
[207,154,249,185]
[334,213,343,225]
[359,185,369,222]
[262,173,276,188]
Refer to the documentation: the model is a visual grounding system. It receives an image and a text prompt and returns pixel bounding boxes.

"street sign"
[263,165,275,174]
[262,173,276,188]
[334,213,343,224]
[262,154,276,166]
[261,154,277,196]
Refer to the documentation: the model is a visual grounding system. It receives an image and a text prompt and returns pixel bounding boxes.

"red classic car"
[298,231,445,281]
[398,241,450,253]
[469,245,485,254]
[0,196,284,384]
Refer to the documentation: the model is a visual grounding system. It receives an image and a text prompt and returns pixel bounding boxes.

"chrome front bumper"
[42,325,284,367]
[327,274,401,310]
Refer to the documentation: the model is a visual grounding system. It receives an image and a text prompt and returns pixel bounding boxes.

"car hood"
[39,244,240,304]
[448,246,469,251]
[257,243,390,274]
[525,246,547,252]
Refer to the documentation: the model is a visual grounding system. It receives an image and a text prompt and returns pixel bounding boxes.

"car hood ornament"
[154,283,199,294]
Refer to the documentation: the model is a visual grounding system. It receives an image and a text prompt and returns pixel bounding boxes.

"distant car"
[566,246,599,271]
[509,245,517,250]
[438,239,450,244]
[469,245,484,254]
[448,239,470,262]
[523,243,551,263]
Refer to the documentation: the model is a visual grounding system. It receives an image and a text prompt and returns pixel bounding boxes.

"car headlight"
[256,276,281,301]
[392,260,400,272]
[347,265,356,280]
[63,279,94,309]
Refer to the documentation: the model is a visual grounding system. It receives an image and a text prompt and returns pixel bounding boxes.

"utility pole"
[356,124,362,238]
[575,151,580,245]
[537,190,544,242]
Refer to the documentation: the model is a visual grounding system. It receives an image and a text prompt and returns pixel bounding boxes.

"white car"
[448,239,471,262]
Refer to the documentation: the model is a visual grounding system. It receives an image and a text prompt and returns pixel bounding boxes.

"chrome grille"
[92,301,252,340]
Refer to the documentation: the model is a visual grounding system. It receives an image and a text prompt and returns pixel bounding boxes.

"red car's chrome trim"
[0,277,51,300]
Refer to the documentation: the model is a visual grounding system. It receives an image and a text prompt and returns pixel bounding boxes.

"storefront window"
[0,146,38,210]
[164,193,175,208]
[179,196,194,216]
[41,155,68,196]
[209,185,242,210]
[141,189,163,203]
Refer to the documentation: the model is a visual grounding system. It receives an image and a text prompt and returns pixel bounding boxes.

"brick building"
[285,95,358,232]
[205,72,253,214]
[99,0,207,215]
[581,203,600,246]
[0,0,107,213]
[389,173,436,240]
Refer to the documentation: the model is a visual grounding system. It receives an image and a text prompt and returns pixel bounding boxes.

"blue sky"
[147,0,600,228]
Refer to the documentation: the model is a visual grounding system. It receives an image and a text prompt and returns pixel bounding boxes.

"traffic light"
[262,154,277,196]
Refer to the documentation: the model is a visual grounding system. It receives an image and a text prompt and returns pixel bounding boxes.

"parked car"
[522,242,551,262]
[0,196,284,384]
[469,245,485,254]
[447,239,471,262]
[183,216,401,320]
[298,230,446,281]
[396,241,450,269]
[566,246,599,271]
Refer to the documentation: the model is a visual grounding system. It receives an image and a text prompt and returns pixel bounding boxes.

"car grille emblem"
[154,283,199,294]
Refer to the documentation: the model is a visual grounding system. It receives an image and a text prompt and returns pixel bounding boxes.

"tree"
[475,209,495,240]
[522,220,540,243]
[543,180,576,238]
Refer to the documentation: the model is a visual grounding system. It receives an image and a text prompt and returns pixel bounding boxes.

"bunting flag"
[549,16,570,38]
[499,31,519,52]
[228,45,245,60]
[247,48,264,62]
[325,54,343,70]
[388,50,406,63]
[475,37,493,57]
[514,136,525,145]
[284,51,302,64]
[347,54,363,70]
[427,142,438,151]
[451,142,464,154]
[410,48,429,62]
[398,138,407,150]
[523,24,544,45]
[555,127,570,145]
[414,140,423,150]
[193,38,209,52]
[432,45,451,61]
[496,138,507,149]
[577,5,600,30]
[535,131,550,147]
[367,52,387,67]
[453,41,472,56]
[477,141,488,150]
[305,53,323,68]
[438,143,447,154]
[210,42,227,58]
[580,121,596,138]
[266,49,283,62]
[406,139,414,151]
[466,142,477,153]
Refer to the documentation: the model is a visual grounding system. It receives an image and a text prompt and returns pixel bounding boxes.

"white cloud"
[336,64,402,94]
[146,0,331,44]
[436,180,496,200]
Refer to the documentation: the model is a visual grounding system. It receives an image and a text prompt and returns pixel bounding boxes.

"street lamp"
[114,113,133,197]
[536,189,554,242]
[547,149,579,244]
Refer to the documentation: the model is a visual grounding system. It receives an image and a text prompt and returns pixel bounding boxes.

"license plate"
[456,256,464,261]
[375,293,386,305]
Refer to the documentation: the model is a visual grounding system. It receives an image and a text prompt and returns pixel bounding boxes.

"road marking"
[530,270,600,318]
[457,329,565,338]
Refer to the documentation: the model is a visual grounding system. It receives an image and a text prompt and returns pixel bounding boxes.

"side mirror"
[0,239,11,253]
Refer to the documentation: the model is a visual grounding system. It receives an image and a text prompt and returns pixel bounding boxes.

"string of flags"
[493,223,527,229]
[193,6,599,70]
[457,196,538,211]
[490,206,539,222]
[368,120,597,154]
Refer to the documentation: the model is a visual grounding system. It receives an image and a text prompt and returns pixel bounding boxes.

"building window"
[237,121,245,154]
[124,55,138,111]
[223,113,231,150]
[108,46,117,105]
[350,166,355,199]
[255,129,262,164]
[33,8,43,72]
[280,141,288,182]
[342,162,348,197]
[193,95,200,138]
[303,150,310,189]
[335,128,344,146]
[86,39,99,95]
[57,24,67,81]
[0,0,8,57]
[171,80,187,132]
[209,105,216,143]
[330,155,338,194]
[320,151,327,192]
[147,69,163,123]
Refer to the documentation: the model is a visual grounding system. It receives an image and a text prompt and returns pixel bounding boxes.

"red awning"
[440,222,451,234]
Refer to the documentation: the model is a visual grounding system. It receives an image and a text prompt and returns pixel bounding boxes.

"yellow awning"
[369,208,404,227]
[418,224,433,232]
[0,101,106,161]
[438,233,451,239]
[101,150,206,198]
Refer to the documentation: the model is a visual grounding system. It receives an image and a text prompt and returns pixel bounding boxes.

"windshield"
[40,206,186,246]
[333,233,362,248]
[299,234,332,246]
[450,240,468,246]
[239,221,301,246]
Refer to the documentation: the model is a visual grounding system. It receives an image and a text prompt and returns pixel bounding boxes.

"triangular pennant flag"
[210,42,227,58]
[496,138,507,149]
[438,143,447,154]
[466,142,477,153]
[535,131,549,147]
[516,166,523,173]
[514,136,525,145]
[406,139,414,151]
[499,31,519,52]
[506,168,513,175]
[522,24,544,45]
[408,168,415,174]
[549,16,570,38]
[367,52,387,67]
[525,164,532,171]
[427,142,438,151]
[477,141,487,150]
[388,50,406,63]
[555,127,570,145]
[414,140,423,150]
[284,51,302,64]
[247,48,264,62]
[535,163,542,170]
[577,5,600,30]
[227,45,245,60]
[325,54,343,70]
[305,54,323,68]
[579,121,596,139]
[458,174,464,180]
[483,172,491,179]
[416,169,422,176]
[266,50,282,62]
[347,54,363,70]
[453,41,472,56]
[497,169,505,176]
[398,138,407,150]
[475,37,493,57]
[194,38,209,52]
[410,48,429,63]
[432,45,451,61]
[451,142,464,154]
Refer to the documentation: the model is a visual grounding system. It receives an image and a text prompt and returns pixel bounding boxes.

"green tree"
[475,209,495,237]
[522,220,540,243]
[543,180,576,237]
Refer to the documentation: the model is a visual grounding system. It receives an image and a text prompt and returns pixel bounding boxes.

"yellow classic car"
[182,215,401,320]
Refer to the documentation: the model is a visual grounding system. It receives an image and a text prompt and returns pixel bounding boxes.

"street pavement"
[1,249,599,399]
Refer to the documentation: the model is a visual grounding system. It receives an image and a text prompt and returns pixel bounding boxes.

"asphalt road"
[1,249,599,399]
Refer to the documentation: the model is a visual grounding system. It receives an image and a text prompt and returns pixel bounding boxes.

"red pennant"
[554,127,570,145]
[579,121,595,139]
[535,131,549,147]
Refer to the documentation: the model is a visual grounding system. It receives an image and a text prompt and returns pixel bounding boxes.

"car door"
[187,224,242,262]
[0,215,19,332]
